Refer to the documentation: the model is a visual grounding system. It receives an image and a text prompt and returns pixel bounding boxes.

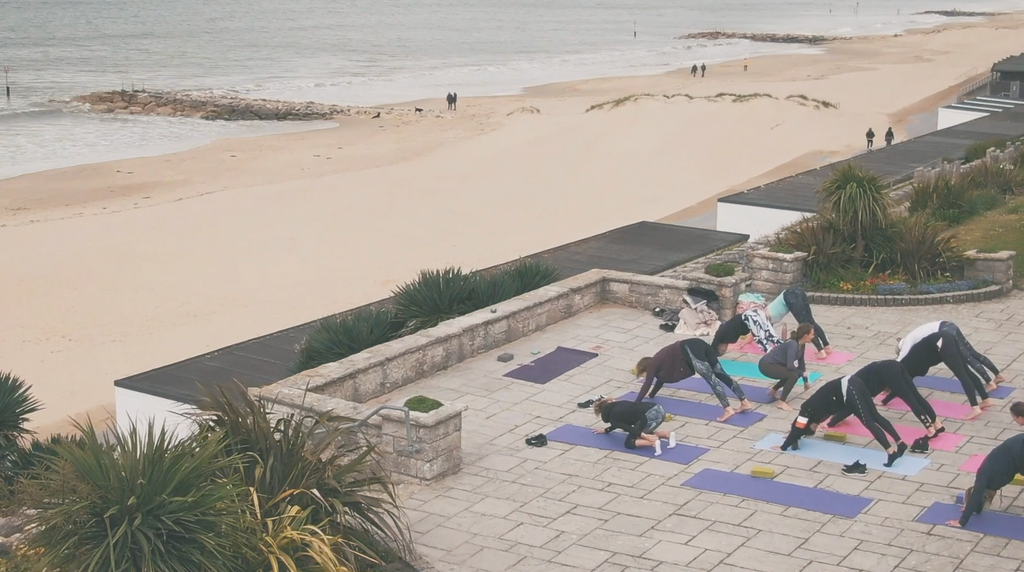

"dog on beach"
[371,111,381,119]
[414,107,423,114]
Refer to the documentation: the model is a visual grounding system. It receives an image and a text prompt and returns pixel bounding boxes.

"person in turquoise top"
[765,288,833,359]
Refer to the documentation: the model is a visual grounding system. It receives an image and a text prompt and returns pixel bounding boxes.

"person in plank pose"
[764,287,834,359]
[947,432,1024,527]
[711,307,784,355]
[826,359,946,444]
[759,323,817,411]
[634,338,754,422]
[889,330,995,420]
[591,397,677,456]
[778,375,908,468]
[897,321,1005,390]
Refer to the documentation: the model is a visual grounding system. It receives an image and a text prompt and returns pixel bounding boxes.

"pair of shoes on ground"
[910,436,930,453]
[842,461,867,476]
[525,434,547,447]
[577,395,605,409]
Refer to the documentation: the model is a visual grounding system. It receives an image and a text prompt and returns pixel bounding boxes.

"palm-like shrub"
[817,163,890,261]
[195,389,409,572]
[25,421,251,572]
[963,138,1007,164]
[469,271,518,311]
[503,258,561,296]
[0,371,42,491]
[773,217,852,285]
[391,267,477,333]
[886,215,962,281]
[908,174,977,225]
[294,307,404,373]
[966,161,1024,196]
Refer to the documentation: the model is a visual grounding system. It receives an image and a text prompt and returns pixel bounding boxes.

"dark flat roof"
[993,53,1024,74]
[719,105,1024,212]
[115,221,748,404]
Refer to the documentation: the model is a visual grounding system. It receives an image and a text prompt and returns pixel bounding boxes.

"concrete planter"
[963,250,1016,287]
[746,250,808,296]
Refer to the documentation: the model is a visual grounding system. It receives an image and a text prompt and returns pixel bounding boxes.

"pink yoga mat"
[961,454,985,473]
[879,396,977,420]
[826,419,966,452]
[727,342,855,365]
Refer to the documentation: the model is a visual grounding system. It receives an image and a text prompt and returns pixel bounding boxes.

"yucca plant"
[817,163,891,261]
[0,371,42,492]
[963,138,1007,164]
[195,389,410,572]
[391,267,477,333]
[502,258,561,296]
[966,161,1024,196]
[887,215,962,281]
[253,496,354,572]
[774,217,853,286]
[469,271,517,311]
[25,421,252,572]
[294,307,404,373]
[908,174,976,225]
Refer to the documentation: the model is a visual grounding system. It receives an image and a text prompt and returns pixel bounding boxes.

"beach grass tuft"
[786,94,839,109]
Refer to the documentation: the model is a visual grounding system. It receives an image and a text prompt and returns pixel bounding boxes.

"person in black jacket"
[778,375,907,467]
[948,433,1024,528]
[892,330,992,420]
[592,398,676,456]
[826,360,945,436]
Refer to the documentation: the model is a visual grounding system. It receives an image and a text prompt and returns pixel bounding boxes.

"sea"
[0,0,1018,180]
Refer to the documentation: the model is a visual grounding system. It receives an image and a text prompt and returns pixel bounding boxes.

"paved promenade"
[384,293,1024,572]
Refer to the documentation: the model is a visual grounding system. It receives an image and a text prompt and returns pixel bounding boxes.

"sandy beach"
[2,13,1023,434]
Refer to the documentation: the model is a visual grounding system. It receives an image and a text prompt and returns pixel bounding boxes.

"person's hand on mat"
[945,520,962,527]
[592,427,608,434]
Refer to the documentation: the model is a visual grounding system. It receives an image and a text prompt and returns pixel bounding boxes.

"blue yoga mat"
[683,468,872,518]
[917,502,1024,540]
[504,346,598,384]
[753,433,931,476]
[619,393,766,428]
[546,424,708,464]
[915,375,1015,399]
[663,377,775,404]
[721,360,823,383]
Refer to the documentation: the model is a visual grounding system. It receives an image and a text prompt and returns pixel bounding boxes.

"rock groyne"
[915,10,1003,17]
[70,90,422,121]
[676,31,847,45]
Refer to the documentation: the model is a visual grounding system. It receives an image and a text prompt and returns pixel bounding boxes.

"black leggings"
[833,362,936,429]
[783,289,829,352]
[939,321,1000,383]
[845,377,901,450]
[938,331,989,406]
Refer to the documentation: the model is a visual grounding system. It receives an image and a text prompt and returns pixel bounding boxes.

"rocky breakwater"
[71,90,389,121]
[677,31,848,45]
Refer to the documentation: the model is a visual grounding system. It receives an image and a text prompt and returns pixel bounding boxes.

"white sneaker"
[654,440,663,457]
[668,432,677,449]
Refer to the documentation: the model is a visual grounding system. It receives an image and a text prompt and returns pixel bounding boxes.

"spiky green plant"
[817,163,891,261]
[293,307,404,373]
[195,389,410,572]
[963,138,1008,164]
[502,258,561,296]
[774,217,853,286]
[0,371,42,492]
[887,215,962,281]
[24,421,251,572]
[966,161,1024,196]
[391,267,477,333]
[468,271,517,312]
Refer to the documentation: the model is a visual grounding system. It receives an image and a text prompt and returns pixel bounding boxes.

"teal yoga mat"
[753,433,930,476]
[720,360,822,384]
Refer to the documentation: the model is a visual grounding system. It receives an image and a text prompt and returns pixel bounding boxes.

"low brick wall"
[964,250,1015,285]
[746,250,808,297]
[807,282,1011,307]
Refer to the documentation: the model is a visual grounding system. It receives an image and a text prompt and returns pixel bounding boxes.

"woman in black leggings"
[765,288,833,359]
[826,360,945,436]
[893,331,993,420]
[779,375,908,467]
[634,338,754,422]
[897,321,1005,389]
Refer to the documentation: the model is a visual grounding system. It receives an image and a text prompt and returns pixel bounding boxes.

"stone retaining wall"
[807,282,1011,307]
[964,250,1016,285]
[745,250,808,297]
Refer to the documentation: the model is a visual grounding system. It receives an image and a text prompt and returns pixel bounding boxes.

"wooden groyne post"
[4,66,9,99]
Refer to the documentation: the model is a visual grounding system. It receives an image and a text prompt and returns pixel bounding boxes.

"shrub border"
[806,282,1011,306]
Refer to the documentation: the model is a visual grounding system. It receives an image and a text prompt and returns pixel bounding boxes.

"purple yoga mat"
[504,346,598,384]
[546,424,708,464]
[683,469,872,518]
[915,376,1015,399]
[618,393,766,428]
[916,502,1024,540]
[663,376,776,404]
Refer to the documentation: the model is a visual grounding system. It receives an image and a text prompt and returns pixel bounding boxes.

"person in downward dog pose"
[778,375,908,468]
[764,287,833,359]
[890,330,994,420]
[711,307,784,355]
[826,360,945,443]
[947,432,1024,528]
[591,397,676,456]
[897,321,1005,390]
[758,324,816,411]
[634,338,754,422]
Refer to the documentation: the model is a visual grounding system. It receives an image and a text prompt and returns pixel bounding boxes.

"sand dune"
[2,13,1023,433]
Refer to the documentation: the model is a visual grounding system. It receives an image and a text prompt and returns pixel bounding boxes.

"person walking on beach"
[759,324,816,411]
[691,64,698,77]
[446,93,453,111]
[866,127,875,150]
[884,127,895,146]
[743,58,749,72]
[700,63,707,77]
[452,92,458,111]
[591,397,677,456]
[633,338,754,422]
[948,432,1024,527]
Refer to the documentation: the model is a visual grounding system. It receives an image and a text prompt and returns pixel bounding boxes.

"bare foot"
[994,374,1006,384]
[824,346,834,355]
[717,408,737,423]
[768,388,779,401]
[986,382,998,393]
[770,445,783,451]
[980,399,997,409]
[776,401,793,412]
[965,407,984,421]
[738,400,754,412]
[815,351,828,360]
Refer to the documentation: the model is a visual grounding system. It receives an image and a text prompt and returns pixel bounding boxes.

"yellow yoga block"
[751,466,776,479]
[823,431,847,443]
[1012,475,1024,487]
[665,413,675,422]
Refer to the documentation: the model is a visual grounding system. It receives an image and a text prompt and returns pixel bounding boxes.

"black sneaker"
[910,436,930,453]
[525,434,548,447]
[884,442,908,467]
[842,461,867,476]
[577,395,604,409]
